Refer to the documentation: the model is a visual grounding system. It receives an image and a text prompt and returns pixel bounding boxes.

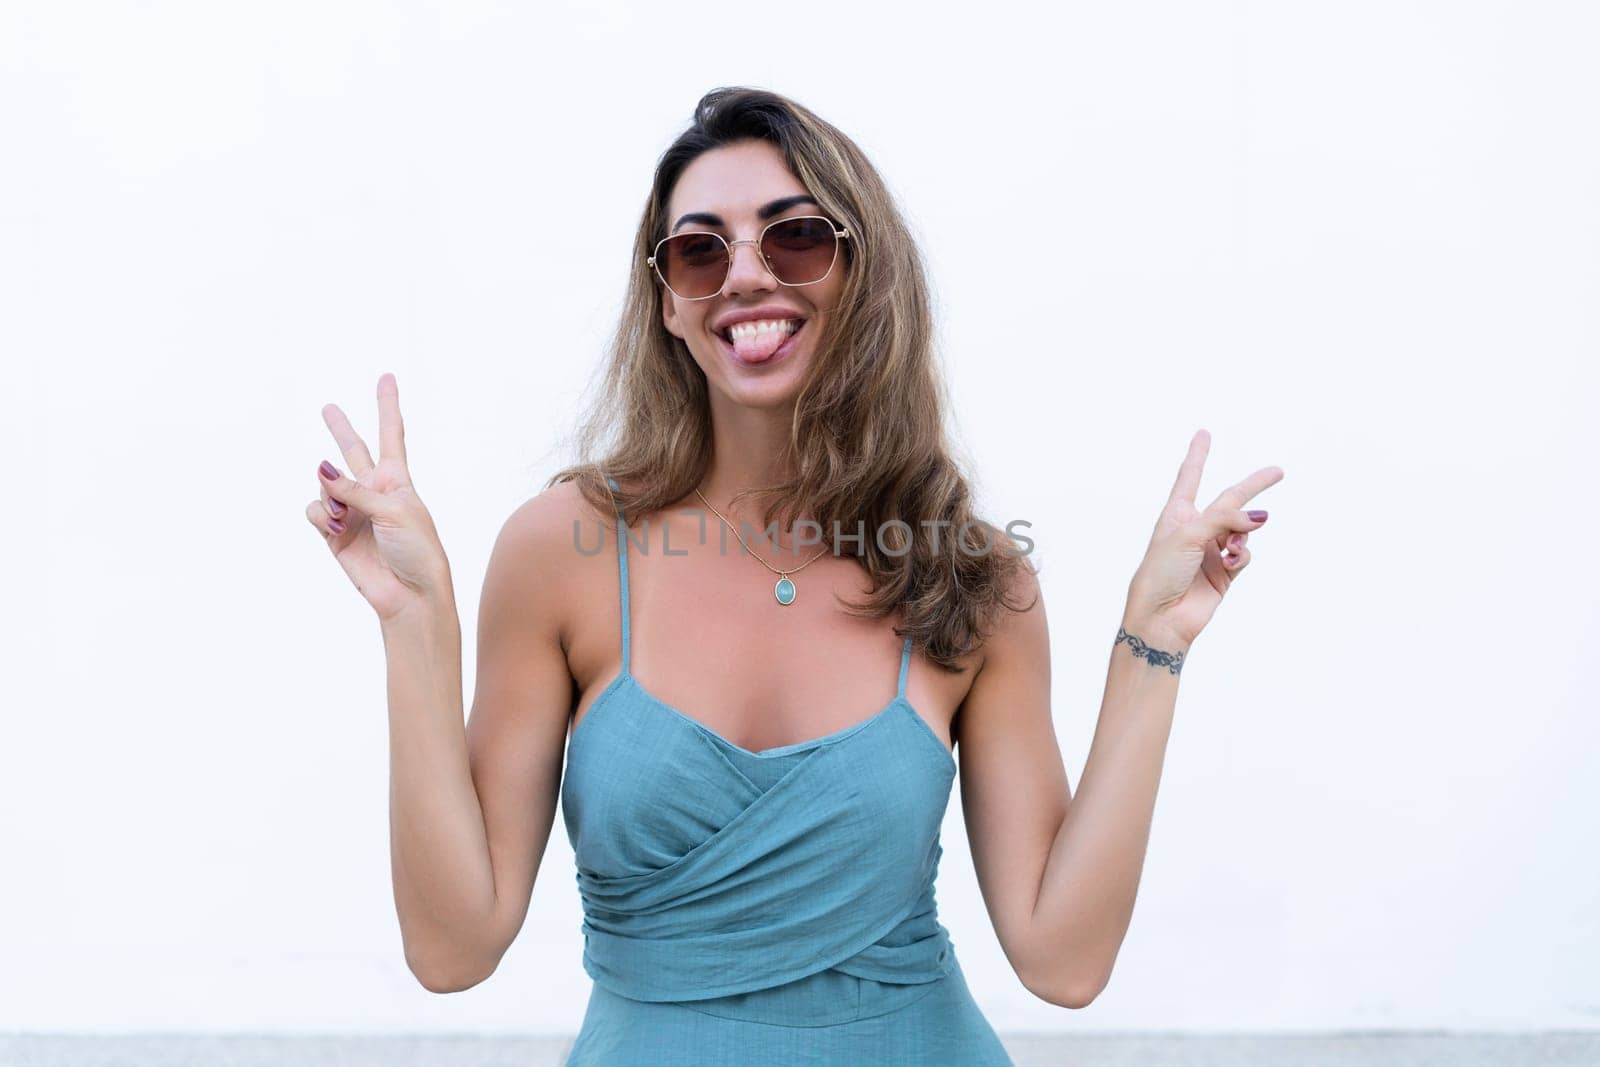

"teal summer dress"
[558,480,1014,1065]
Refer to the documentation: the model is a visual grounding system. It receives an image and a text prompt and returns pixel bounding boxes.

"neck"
[698,400,816,543]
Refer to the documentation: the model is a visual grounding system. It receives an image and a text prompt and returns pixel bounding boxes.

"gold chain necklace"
[694,487,829,606]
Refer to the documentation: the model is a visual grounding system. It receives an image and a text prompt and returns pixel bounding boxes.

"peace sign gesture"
[304,373,452,622]
[1124,430,1284,650]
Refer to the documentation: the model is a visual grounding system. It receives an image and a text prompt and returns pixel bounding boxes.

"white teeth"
[725,318,802,342]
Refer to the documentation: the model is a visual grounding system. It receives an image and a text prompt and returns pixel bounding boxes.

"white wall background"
[2,0,1596,1037]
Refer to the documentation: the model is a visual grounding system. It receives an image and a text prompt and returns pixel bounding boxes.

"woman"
[306,87,1282,1065]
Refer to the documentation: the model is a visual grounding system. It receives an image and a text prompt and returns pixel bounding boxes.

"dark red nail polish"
[1248,510,1268,522]
[320,460,339,480]
[329,517,345,533]
[328,498,346,517]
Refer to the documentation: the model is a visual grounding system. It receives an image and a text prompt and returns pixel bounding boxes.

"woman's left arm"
[961,430,1282,1008]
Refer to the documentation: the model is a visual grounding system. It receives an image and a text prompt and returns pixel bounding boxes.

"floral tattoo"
[1115,627,1185,675]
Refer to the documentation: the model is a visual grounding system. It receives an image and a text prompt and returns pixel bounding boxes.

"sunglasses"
[647,215,853,301]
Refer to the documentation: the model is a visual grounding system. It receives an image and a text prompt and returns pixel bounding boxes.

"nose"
[722,238,778,298]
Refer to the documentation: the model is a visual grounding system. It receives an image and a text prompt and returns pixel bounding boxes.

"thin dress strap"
[606,476,630,672]
[896,635,913,700]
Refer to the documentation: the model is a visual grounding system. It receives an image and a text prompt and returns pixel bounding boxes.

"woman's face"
[658,139,849,410]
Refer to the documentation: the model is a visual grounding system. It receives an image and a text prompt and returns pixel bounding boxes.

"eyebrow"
[671,194,821,234]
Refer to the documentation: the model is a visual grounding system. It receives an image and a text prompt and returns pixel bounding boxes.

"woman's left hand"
[1123,429,1284,651]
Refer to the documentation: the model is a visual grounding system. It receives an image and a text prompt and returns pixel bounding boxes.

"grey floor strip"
[2,1032,1599,1066]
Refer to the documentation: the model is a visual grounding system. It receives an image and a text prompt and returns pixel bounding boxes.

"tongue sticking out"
[729,324,796,363]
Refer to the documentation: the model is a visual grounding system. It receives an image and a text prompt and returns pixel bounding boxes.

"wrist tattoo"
[1115,626,1185,675]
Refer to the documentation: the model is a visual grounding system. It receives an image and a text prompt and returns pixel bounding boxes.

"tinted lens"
[656,232,728,298]
[760,217,839,285]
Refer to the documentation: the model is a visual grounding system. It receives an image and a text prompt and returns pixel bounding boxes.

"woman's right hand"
[305,372,452,623]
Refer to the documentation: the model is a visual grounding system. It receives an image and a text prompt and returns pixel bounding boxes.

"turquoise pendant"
[774,576,796,606]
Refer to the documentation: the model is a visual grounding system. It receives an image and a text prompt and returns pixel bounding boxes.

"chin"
[716,367,808,410]
[693,336,814,409]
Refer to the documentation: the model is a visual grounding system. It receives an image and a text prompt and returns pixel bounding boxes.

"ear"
[661,287,684,341]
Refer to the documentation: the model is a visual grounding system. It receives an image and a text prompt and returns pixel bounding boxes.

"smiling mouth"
[716,318,807,345]
[716,318,808,364]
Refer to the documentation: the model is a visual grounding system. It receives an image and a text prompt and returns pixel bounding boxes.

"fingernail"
[320,460,340,481]
[1228,534,1242,550]
[328,498,346,517]
[329,517,346,533]
[1247,510,1268,522]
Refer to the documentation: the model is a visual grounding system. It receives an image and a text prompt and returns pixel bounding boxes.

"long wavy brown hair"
[548,86,1035,671]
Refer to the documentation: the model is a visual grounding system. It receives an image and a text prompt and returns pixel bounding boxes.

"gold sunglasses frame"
[646,214,854,302]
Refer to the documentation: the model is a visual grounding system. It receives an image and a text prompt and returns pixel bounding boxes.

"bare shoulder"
[495,474,615,554]
[483,476,615,621]
[971,540,1046,679]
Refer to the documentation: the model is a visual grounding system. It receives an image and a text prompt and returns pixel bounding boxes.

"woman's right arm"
[384,489,578,993]
[306,374,579,994]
